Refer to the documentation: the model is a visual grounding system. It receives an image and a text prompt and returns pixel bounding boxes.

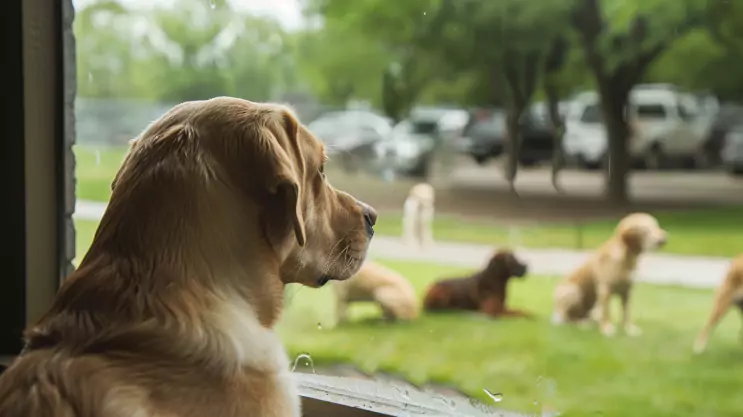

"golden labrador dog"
[552,213,667,337]
[0,97,377,417]
[402,182,435,249]
[333,260,419,323]
[693,254,743,354]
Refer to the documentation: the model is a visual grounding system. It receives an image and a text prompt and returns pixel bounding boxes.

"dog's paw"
[600,323,616,337]
[624,324,643,337]
[692,339,707,355]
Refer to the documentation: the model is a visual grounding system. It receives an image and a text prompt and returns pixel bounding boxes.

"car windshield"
[580,104,603,123]
[635,103,668,119]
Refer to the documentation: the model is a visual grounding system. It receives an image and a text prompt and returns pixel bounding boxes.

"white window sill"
[2,357,537,416]
[296,373,533,417]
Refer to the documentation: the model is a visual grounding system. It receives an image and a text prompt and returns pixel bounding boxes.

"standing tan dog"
[402,182,435,249]
[693,254,743,354]
[0,97,376,417]
[552,213,667,337]
[423,249,531,318]
[333,261,419,323]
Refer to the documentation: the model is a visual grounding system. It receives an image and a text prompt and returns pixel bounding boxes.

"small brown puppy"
[693,254,743,354]
[423,249,530,318]
[333,261,419,323]
[552,213,667,337]
[0,97,376,417]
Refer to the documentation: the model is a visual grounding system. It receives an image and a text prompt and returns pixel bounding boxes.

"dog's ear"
[621,226,644,252]
[258,110,307,247]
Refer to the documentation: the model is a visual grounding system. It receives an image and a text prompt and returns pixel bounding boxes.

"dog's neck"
[28,181,287,371]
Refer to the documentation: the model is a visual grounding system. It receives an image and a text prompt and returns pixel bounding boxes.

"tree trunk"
[601,92,631,205]
[545,81,565,192]
[504,107,523,193]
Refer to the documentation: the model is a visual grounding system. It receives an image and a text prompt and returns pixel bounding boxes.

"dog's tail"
[0,350,101,417]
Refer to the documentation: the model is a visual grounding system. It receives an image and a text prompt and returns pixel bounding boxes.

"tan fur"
[0,97,376,417]
[552,213,667,337]
[333,261,420,323]
[693,254,743,354]
[402,183,435,249]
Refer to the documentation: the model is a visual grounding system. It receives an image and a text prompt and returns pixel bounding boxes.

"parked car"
[375,107,468,177]
[307,110,393,172]
[562,101,606,170]
[563,88,709,170]
[704,104,743,167]
[722,122,743,176]
[458,106,557,166]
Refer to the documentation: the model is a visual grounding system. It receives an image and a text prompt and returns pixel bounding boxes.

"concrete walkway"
[74,200,733,289]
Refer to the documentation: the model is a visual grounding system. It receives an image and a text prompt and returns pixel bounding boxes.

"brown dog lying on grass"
[693,254,743,354]
[423,249,530,318]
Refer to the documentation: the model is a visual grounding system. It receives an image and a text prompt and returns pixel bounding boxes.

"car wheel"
[519,158,539,167]
[729,165,743,177]
[575,155,600,170]
[473,154,489,165]
[643,143,665,170]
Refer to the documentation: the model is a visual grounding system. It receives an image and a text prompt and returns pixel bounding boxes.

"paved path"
[74,200,732,289]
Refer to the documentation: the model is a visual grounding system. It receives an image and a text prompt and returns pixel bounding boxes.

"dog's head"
[616,212,667,253]
[483,249,528,281]
[410,183,435,206]
[110,97,376,289]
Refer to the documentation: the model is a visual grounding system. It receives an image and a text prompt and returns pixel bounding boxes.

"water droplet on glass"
[207,0,216,9]
[291,353,315,373]
[317,322,322,330]
[483,389,503,403]
[423,11,427,16]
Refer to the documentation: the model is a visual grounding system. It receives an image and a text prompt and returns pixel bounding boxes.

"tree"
[74,1,145,99]
[293,22,393,108]
[571,0,707,203]
[145,0,234,102]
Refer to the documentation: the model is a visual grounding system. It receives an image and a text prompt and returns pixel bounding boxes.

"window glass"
[71,1,740,416]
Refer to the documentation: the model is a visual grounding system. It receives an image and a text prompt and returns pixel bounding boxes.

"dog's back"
[423,274,480,311]
[334,261,420,321]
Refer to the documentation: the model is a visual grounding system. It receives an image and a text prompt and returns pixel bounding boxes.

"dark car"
[459,108,557,166]
[704,104,743,166]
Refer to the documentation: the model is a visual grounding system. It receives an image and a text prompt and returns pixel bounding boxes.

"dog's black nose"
[363,204,378,227]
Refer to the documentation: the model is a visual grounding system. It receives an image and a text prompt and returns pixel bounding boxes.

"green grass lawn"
[74,145,743,258]
[71,219,743,416]
[280,260,743,417]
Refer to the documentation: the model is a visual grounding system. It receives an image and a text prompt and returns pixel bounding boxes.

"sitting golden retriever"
[423,249,531,318]
[333,260,419,323]
[552,213,667,337]
[693,254,743,354]
[0,97,377,417]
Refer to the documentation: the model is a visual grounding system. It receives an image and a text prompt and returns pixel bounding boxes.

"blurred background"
[72,0,743,415]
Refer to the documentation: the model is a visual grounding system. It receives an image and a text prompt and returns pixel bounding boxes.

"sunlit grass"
[280,260,743,417]
[71,219,743,416]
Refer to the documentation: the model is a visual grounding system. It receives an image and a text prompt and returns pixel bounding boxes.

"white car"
[563,87,710,170]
